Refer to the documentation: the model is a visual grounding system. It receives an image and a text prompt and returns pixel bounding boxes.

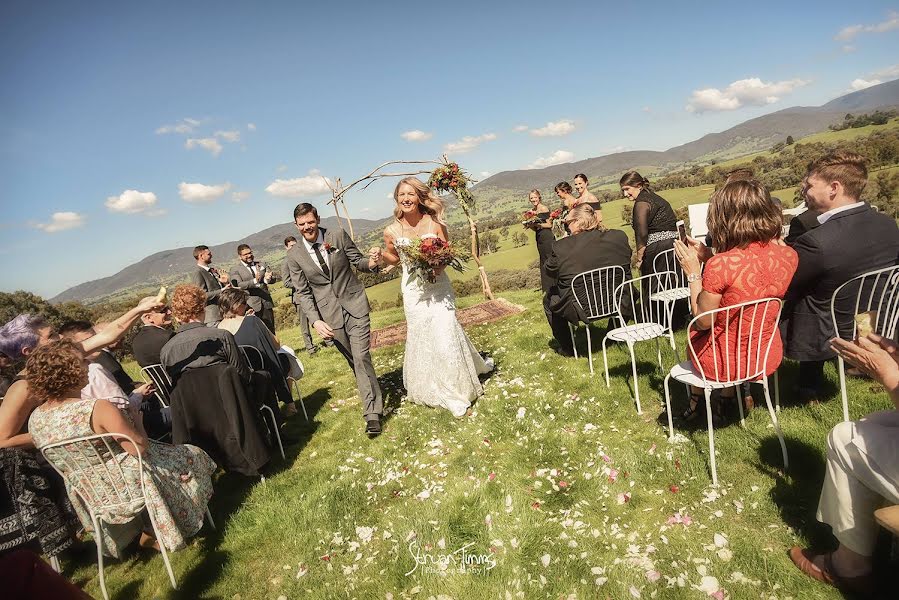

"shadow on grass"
[758,435,832,549]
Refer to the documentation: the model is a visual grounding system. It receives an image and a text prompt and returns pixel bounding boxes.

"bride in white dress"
[380,177,494,417]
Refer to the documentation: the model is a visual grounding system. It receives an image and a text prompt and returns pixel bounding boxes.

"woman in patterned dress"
[673,180,798,423]
[26,340,216,557]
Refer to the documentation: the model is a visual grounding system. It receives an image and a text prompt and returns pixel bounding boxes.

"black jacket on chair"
[782,204,899,361]
[169,363,271,476]
[544,229,633,323]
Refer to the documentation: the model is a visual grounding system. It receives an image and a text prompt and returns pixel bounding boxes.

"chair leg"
[655,337,663,370]
[762,377,789,470]
[704,387,718,486]
[91,511,109,600]
[838,356,850,422]
[291,379,309,421]
[205,507,216,531]
[569,323,578,360]
[261,405,286,460]
[49,555,61,573]
[601,335,611,388]
[663,374,675,440]
[586,325,594,375]
[735,383,745,427]
[627,341,642,415]
[773,370,780,413]
[146,503,178,591]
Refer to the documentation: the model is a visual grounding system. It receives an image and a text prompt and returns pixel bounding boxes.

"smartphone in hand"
[676,220,687,244]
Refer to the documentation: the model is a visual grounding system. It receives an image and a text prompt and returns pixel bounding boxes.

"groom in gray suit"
[286,203,385,435]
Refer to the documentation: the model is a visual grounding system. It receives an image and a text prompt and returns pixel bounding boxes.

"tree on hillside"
[511,231,528,248]
[479,231,500,254]
[0,292,93,329]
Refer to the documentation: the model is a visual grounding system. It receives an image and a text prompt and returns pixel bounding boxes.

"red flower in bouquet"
[404,236,465,284]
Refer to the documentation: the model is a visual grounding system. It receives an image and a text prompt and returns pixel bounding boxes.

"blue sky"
[2,0,898,298]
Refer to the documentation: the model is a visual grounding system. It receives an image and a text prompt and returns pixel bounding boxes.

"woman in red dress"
[674,180,798,423]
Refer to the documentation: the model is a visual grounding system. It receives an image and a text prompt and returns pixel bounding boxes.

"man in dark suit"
[782,151,899,402]
[282,236,317,354]
[190,245,230,325]
[544,205,633,356]
[230,244,276,333]
[286,203,384,435]
[132,305,175,367]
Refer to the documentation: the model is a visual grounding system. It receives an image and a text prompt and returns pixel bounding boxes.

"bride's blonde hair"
[393,177,446,224]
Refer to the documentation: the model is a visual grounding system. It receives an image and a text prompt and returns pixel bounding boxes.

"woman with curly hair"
[27,340,216,557]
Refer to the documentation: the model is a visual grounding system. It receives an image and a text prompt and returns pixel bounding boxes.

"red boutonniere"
[323,243,339,254]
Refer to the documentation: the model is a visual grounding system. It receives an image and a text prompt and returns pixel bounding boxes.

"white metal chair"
[651,248,691,359]
[601,273,675,414]
[40,433,214,600]
[239,345,285,460]
[662,297,788,486]
[830,264,899,422]
[568,265,627,374]
[140,364,172,409]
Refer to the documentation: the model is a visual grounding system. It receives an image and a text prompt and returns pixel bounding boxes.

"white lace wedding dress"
[393,232,493,417]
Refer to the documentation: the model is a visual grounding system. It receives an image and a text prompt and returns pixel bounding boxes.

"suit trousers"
[816,410,899,555]
[258,307,276,335]
[330,310,383,420]
[295,303,315,351]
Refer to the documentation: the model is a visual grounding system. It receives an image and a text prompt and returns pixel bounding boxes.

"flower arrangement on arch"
[428,162,475,213]
[402,236,465,284]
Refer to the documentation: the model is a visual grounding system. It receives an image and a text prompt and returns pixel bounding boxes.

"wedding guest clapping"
[672,180,797,423]
[191,245,230,326]
[620,171,679,276]
[543,205,632,356]
[230,245,277,334]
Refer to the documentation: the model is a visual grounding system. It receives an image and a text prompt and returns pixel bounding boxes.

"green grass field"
[67,284,896,599]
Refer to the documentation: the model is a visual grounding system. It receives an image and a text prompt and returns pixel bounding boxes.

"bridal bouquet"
[404,236,465,284]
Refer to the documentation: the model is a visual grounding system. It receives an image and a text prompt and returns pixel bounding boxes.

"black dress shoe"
[554,346,575,358]
[305,346,318,355]
[365,419,382,436]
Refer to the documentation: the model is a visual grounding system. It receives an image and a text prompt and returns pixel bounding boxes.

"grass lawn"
[69,286,895,599]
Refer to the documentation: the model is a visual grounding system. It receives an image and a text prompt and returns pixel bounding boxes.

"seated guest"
[132,305,175,368]
[59,321,170,439]
[161,285,252,386]
[543,204,632,356]
[780,151,899,403]
[674,180,798,423]
[217,288,299,417]
[27,340,216,557]
[789,332,899,596]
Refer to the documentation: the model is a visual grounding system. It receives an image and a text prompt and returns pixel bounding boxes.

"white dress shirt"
[817,201,865,225]
[302,231,330,273]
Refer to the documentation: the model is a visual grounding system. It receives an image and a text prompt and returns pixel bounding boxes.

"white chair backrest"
[687,297,783,385]
[239,345,265,372]
[830,264,899,342]
[141,364,172,408]
[652,248,688,290]
[614,272,675,327]
[40,433,148,515]
[570,265,627,321]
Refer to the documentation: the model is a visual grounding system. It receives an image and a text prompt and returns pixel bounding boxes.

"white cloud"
[214,130,241,143]
[527,150,575,169]
[232,191,251,203]
[276,164,289,173]
[185,137,223,156]
[835,11,899,41]
[35,211,85,233]
[642,106,652,113]
[872,64,899,79]
[842,45,857,53]
[400,129,433,142]
[850,78,881,91]
[444,133,497,154]
[178,181,232,203]
[105,189,160,214]
[480,171,491,178]
[247,123,257,131]
[530,119,576,137]
[686,77,810,113]
[155,117,200,135]
[265,169,332,198]
[513,124,529,132]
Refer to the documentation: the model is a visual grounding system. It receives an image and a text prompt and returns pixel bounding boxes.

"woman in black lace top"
[620,171,678,276]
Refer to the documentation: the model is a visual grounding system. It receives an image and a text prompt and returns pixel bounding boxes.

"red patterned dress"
[689,241,798,380]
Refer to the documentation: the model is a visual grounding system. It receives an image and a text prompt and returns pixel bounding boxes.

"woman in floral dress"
[26,340,216,557]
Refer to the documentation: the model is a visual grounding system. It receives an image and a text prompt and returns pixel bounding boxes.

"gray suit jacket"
[191,266,225,324]
[285,227,375,328]
[229,261,275,313]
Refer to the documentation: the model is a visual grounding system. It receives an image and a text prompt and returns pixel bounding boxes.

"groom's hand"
[312,320,335,340]
[368,247,382,269]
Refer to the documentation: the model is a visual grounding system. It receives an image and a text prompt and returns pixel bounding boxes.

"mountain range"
[50,79,899,305]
